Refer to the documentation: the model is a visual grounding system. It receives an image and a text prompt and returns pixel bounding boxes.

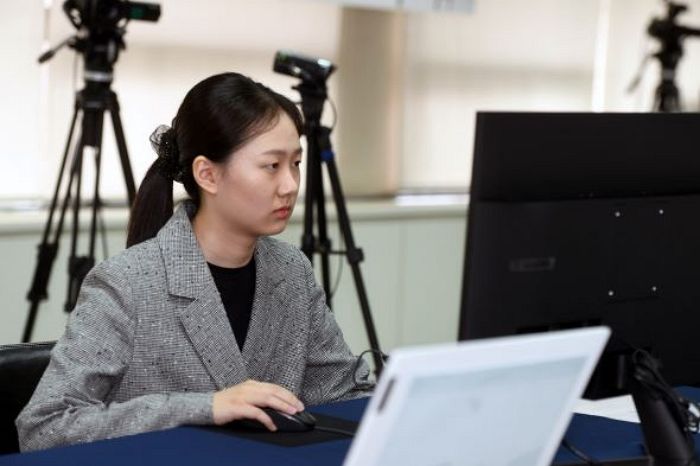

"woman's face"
[210,111,302,238]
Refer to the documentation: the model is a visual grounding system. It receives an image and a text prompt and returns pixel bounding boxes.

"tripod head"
[274,49,338,136]
[39,0,160,82]
[273,50,336,123]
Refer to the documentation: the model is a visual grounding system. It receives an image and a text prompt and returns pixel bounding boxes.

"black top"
[207,258,256,351]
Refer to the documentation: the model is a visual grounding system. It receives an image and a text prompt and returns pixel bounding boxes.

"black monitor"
[459,112,700,398]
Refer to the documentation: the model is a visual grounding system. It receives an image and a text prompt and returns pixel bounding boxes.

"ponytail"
[126,125,180,248]
[126,163,174,248]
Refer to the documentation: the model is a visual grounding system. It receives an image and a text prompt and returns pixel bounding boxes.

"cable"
[99,210,109,260]
[613,338,700,442]
[561,438,602,465]
[327,95,338,130]
[314,425,355,438]
[352,348,387,389]
[329,223,344,299]
[631,348,699,458]
[73,49,80,94]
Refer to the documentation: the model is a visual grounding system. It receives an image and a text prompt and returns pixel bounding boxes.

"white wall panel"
[0,202,467,356]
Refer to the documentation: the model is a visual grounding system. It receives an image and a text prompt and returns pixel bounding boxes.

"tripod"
[23,63,136,343]
[294,80,385,377]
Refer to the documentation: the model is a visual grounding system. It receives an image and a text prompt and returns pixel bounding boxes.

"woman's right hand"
[212,379,304,431]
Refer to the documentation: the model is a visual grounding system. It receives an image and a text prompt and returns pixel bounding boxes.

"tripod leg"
[87,113,105,260]
[108,92,137,207]
[24,84,133,339]
[65,103,108,312]
[321,142,384,376]
[301,127,318,264]
[654,70,682,113]
[302,121,333,305]
[312,151,333,307]
[23,106,81,342]
[65,128,87,312]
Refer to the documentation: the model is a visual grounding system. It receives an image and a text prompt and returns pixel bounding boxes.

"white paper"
[574,395,640,423]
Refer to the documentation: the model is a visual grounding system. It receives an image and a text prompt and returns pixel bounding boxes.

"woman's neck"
[192,207,255,269]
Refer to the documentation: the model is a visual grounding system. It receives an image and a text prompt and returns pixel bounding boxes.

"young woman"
[16,72,372,452]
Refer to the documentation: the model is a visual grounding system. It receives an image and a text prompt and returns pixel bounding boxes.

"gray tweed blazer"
[16,201,371,452]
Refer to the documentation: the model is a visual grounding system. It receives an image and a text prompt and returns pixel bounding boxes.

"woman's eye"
[266,163,279,170]
[293,160,302,168]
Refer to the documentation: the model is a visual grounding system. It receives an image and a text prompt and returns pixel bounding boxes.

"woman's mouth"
[274,207,291,219]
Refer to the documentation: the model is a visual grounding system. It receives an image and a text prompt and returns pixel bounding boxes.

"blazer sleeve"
[298,254,375,405]
[15,259,214,452]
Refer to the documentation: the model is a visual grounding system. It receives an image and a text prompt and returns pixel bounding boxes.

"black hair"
[126,72,303,248]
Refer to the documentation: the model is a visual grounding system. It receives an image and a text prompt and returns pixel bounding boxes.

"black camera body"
[61,0,160,76]
[63,0,160,32]
[648,2,687,45]
[273,50,336,83]
[646,1,700,73]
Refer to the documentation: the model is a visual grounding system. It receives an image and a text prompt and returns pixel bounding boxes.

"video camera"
[63,0,160,32]
[273,50,336,84]
[648,2,691,45]
[41,0,161,76]
[646,1,700,80]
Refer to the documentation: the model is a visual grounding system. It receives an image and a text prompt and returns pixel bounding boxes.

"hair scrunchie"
[150,125,184,183]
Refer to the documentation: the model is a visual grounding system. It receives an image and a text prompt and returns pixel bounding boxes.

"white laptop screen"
[373,357,587,466]
[344,328,610,466]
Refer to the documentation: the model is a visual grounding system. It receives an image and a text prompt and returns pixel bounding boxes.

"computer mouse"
[237,408,316,432]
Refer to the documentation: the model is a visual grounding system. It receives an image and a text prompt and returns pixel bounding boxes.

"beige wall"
[2,0,700,348]
[4,0,697,201]
[0,201,467,352]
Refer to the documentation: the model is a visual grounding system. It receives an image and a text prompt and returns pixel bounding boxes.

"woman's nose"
[279,168,299,196]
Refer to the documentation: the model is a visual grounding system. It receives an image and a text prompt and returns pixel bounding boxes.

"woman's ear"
[191,155,220,195]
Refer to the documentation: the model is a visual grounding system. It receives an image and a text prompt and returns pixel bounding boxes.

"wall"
[3,0,700,352]
[0,201,467,356]
[4,0,699,203]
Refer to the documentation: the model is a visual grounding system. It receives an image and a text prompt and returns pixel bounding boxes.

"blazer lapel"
[158,202,248,390]
[242,238,290,380]
[179,290,248,389]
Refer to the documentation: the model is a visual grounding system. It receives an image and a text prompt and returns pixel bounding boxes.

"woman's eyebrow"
[260,147,303,157]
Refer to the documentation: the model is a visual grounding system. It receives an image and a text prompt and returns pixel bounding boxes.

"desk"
[2,392,699,466]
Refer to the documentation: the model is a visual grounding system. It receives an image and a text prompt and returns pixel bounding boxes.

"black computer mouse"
[237,408,316,432]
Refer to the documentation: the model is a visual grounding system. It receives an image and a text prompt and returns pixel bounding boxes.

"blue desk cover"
[2,391,699,465]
